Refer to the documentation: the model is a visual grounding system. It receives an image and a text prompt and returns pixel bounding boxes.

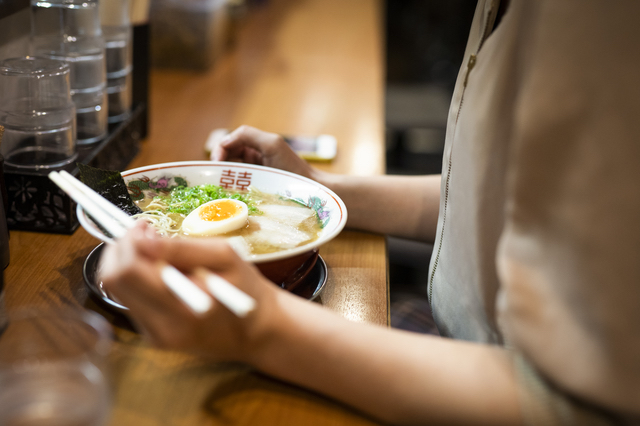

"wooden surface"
[4,0,388,424]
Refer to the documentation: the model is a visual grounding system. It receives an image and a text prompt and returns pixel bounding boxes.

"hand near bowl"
[210,125,442,242]
[97,226,521,425]
[98,221,279,360]
[211,125,317,181]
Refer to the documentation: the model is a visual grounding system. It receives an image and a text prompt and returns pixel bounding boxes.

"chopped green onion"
[153,184,261,215]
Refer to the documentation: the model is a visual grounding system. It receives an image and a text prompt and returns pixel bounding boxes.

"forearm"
[250,291,522,426]
[214,127,441,241]
[312,170,442,242]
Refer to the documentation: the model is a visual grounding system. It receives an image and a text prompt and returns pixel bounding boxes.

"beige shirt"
[429,0,640,415]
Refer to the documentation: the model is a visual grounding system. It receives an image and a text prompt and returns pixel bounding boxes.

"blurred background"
[383,0,475,304]
[0,0,476,299]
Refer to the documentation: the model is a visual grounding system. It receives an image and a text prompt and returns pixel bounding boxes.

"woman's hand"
[211,125,441,240]
[97,226,520,426]
[98,221,280,361]
[210,125,317,180]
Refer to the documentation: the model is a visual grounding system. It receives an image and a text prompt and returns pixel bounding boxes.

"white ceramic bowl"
[77,161,348,290]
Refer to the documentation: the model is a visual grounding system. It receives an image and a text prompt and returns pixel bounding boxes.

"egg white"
[182,199,249,236]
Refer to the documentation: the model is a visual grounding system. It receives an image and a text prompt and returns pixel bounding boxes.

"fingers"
[135,233,243,275]
[98,219,281,356]
[101,239,206,349]
[213,125,316,179]
[99,226,200,344]
[211,127,271,164]
[99,221,257,300]
[218,125,281,159]
[243,146,264,164]
[212,142,229,162]
[98,223,191,313]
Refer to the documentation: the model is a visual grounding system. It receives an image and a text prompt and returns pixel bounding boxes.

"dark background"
[0,0,28,20]
[385,0,476,298]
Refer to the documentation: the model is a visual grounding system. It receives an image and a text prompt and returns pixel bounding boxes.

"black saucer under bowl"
[83,243,327,314]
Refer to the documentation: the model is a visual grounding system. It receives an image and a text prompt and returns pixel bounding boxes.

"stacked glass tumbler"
[30,0,108,145]
[0,57,77,169]
[101,0,133,123]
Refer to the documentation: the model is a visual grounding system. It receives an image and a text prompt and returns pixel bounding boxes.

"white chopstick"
[48,170,256,318]
[159,263,214,315]
[195,268,256,317]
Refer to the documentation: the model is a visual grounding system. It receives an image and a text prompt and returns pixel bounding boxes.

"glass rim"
[0,307,113,367]
[0,99,76,112]
[0,56,70,78]
[32,0,99,6]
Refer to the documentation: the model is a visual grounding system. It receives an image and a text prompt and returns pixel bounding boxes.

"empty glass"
[0,57,77,170]
[101,0,133,123]
[0,309,112,426]
[31,0,108,144]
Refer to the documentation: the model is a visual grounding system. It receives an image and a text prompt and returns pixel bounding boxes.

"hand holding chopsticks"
[48,170,256,318]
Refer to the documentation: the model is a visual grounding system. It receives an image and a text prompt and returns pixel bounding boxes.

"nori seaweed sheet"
[77,163,142,216]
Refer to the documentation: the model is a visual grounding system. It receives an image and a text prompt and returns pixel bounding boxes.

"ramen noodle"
[134,186,322,257]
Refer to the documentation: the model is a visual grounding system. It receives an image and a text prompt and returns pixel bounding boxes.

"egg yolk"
[199,200,242,221]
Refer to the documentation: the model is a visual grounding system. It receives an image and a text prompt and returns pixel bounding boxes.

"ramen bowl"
[77,161,348,291]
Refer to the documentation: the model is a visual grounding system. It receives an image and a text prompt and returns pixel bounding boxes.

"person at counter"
[99,1,640,425]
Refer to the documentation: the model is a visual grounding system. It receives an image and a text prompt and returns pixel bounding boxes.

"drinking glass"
[0,309,112,426]
[31,0,108,144]
[0,57,77,170]
[101,0,133,123]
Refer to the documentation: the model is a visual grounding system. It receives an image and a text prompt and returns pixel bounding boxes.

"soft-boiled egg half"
[182,199,249,236]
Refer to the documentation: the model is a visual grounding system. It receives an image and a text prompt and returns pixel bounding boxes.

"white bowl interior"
[77,161,348,262]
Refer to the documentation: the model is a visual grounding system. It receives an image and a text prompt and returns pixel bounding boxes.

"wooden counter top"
[4,0,387,424]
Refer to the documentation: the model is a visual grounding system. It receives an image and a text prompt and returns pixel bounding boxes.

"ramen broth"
[136,190,322,256]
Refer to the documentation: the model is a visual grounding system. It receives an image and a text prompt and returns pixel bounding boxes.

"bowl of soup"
[77,161,348,291]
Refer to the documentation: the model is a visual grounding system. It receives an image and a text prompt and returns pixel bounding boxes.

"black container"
[3,105,145,234]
